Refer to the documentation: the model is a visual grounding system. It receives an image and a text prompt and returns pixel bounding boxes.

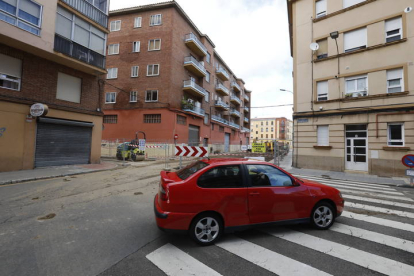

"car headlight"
[338,192,343,199]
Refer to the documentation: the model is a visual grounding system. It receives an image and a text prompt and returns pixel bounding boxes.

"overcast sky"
[110,0,293,120]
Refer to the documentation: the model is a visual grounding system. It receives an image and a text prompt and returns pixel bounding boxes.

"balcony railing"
[182,104,205,117]
[184,56,207,76]
[215,83,229,96]
[229,121,240,129]
[231,81,241,92]
[244,106,249,113]
[344,91,368,98]
[216,66,230,81]
[230,108,241,117]
[242,127,250,133]
[244,117,249,123]
[54,34,105,69]
[214,100,230,110]
[230,94,241,105]
[61,0,108,28]
[212,115,229,125]
[183,80,207,98]
[244,94,250,102]
[184,33,207,56]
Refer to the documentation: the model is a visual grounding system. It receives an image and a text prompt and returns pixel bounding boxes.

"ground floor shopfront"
[293,110,414,177]
[102,108,250,153]
[0,101,102,172]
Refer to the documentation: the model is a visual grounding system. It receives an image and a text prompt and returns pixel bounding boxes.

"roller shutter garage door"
[35,118,93,167]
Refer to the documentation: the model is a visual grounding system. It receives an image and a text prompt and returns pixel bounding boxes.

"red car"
[154,158,344,245]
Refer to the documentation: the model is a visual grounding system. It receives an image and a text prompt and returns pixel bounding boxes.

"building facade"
[251,117,293,146]
[288,0,413,176]
[102,1,251,152]
[0,0,109,172]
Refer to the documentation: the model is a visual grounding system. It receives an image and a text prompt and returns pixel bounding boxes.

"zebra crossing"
[144,175,414,276]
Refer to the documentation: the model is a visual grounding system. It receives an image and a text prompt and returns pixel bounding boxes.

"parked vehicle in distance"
[154,158,344,245]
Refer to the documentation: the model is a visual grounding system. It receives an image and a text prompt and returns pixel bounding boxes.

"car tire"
[310,202,335,230]
[189,213,223,246]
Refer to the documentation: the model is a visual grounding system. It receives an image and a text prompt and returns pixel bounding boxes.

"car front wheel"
[311,202,335,230]
[190,214,223,246]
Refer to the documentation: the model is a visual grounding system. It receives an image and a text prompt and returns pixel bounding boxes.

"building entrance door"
[224,133,230,153]
[345,125,368,171]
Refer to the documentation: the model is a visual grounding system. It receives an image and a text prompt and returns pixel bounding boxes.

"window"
[107,68,118,79]
[219,126,224,133]
[266,128,268,132]
[271,127,274,132]
[266,122,268,125]
[246,164,293,187]
[110,20,121,31]
[256,131,258,134]
[134,16,142,28]
[261,134,263,138]
[388,123,404,146]
[87,0,108,13]
[198,166,242,188]
[144,114,161,123]
[130,91,137,102]
[0,0,42,35]
[231,130,235,136]
[317,125,329,146]
[131,66,139,77]
[345,75,367,97]
[271,134,274,138]
[105,92,116,103]
[266,134,268,138]
[150,14,162,26]
[385,17,402,43]
[211,123,215,130]
[0,53,22,91]
[177,115,187,125]
[206,71,210,83]
[316,0,326,18]
[176,161,209,180]
[317,81,328,101]
[108,44,119,55]
[316,39,328,59]
[147,64,159,76]
[145,90,158,102]
[103,115,117,124]
[204,113,209,125]
[206,52,211,64]
[344,28,367,53]
[132,41,140,52]
[205,91,210,102]
[148,39,161,51]
[57,72,81,103]
[271,121,274,125]
[343,0,366,8]
[261,122,263,126]
[387,68,403,93]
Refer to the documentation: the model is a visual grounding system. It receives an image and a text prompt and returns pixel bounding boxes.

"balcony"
[244,106,249,113]
[215,83,229,96]
[230,108,240,118]
[183,80,207,99]
[242,127,250,133]
[231,81,242,92]
[216,66,230,81]
[184,56,207,77]
[184,33,207,56]
[229,121,240,129]
[344,91,368,98]
[244,117,249,123]
[214,100,229,110]
[61,0,108,28]
[212,115,229,125]
[54,34,105,69]
[182,103,205,117]
[244,94,250,102]
[230,94,241,105]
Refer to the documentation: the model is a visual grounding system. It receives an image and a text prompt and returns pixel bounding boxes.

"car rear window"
[176,161,209,180]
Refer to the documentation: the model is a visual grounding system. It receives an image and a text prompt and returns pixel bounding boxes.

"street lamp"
[280,89,293,94]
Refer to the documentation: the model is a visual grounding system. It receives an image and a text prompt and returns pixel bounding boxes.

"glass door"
[345,125,368,171]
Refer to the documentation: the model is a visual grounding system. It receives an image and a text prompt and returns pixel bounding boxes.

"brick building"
[251,117,293,147]
[0,0,109,172]
[102,1,251,152]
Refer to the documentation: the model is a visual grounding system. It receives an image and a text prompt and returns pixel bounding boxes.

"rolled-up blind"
[344,28,366,51]
[385,17,402,32]
[0,53,22,78]
[343,0,365,8]
[317,126,329,146]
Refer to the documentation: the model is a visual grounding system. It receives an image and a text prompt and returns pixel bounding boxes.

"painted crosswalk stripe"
[341,211,414,233]
[146,243,222,276]
[318,181,395,192]
[330,223,414,254]
[340,189,414,202]
[330,185,404,195]
[343,195,414,210]
[296,176,395,190]
[265,228,414,276]
[217,236,331,276]
[345,202,414,219]
[293,174,394,188]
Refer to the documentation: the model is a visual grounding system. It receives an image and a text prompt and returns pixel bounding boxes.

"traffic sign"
[175,146,208,157]
[174,134,178,140]
[401,155,414,168]
[139,139,146,151]
[251,143,266,153]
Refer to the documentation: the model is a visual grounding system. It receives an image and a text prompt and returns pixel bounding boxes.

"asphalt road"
[1,163,414,276]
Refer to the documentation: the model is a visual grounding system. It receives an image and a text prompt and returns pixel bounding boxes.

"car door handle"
[249,192,260,196]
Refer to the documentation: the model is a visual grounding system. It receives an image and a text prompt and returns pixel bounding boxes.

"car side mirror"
[292,179,300,186]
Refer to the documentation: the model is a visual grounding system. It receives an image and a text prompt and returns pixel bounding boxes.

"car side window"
[197,165,242,188]
[246,165,293,187]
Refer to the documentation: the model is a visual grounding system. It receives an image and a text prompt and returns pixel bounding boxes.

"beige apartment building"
[251,117,293,146]
[288,0,413,176]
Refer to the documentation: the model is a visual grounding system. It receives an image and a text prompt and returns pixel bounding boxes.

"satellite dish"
[310,42,319,51]
[404,7,412,13]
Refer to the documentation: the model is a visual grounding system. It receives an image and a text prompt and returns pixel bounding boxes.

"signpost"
[251,143,266,153]
[402,155,414,186]
[175,146,208,157]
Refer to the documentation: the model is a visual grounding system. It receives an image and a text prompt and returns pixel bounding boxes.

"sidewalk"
[0,162,119,185]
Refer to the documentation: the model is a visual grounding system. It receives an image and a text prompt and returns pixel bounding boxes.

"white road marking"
[294,174,394,187]
[297,176,395,190]
[217,236,332,276]
[330,223,414,254]
[341,211,414,233]
[265,228,414,276]
[345,202,414,219]
[330,185,404,195]
[146,243,222,276]
[340,189,414,202]
[343,195,414,210]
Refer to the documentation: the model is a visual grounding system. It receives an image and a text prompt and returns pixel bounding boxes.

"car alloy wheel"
[190,214,222,245]
[311,203,334,230]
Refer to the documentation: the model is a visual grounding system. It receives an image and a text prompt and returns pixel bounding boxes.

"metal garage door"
[188,125,200,146]
[224,133,230,153]
[35,118,93,167]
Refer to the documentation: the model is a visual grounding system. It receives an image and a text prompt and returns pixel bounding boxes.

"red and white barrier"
[175,146,208,157]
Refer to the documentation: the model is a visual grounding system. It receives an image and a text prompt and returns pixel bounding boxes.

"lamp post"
[280,88,294,167]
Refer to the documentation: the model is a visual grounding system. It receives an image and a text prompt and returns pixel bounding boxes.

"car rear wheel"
[190,214,223,246]
[311,202,335,230]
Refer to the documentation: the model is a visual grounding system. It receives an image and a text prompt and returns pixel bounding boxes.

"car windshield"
[176,161,209,180]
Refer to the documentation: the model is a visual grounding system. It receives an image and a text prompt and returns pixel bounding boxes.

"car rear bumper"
[154,195,196,231]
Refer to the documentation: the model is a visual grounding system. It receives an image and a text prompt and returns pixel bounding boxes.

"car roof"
[200,158,269,165]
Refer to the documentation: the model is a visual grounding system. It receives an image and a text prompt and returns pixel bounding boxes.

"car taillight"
[159,182,168,201]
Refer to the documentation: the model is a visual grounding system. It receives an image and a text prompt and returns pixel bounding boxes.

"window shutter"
[317,81,328,99]
[317,39,328,55]
[387,68,402,80]
[343,0,365,8]
[0,53,22,78]
[56,72,81,103]
[317,126,329,146]
[344,28,366,51]
[316,0,326,16]
[385,17,402,32]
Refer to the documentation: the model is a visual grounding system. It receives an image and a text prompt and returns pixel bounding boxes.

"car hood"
[297,178,338,191]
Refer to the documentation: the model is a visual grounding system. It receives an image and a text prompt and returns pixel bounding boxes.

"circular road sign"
[402,155,414,168]
[174,134,178,140]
